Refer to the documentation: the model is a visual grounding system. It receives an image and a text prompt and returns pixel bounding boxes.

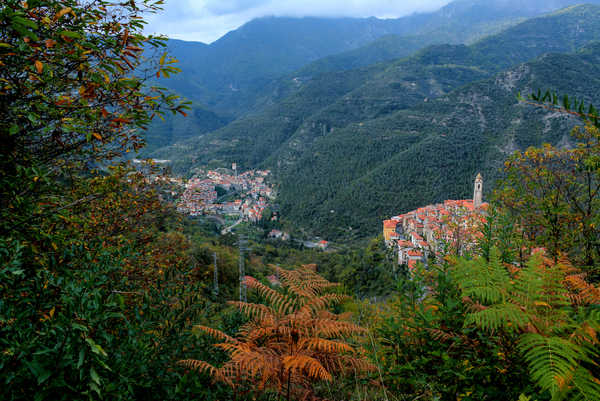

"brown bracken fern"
[179,264,374,400]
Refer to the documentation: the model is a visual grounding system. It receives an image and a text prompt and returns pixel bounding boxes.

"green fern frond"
[519,333,588,398]
[568,367,600,401]
[465,303,529,332]
[453,248,510,305]
[515,254,570,312]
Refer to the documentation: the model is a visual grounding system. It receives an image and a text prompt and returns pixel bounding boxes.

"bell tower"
[473,173,483,209]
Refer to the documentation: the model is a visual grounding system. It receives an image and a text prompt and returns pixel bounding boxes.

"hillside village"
[177,168,275,222]
[383,174,488,269]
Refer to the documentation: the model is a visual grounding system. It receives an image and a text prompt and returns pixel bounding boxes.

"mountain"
[276,42,600,238]
[142,104,232,154]
[160,0,599,116]
[142,0,600,153]
[153,4,600,170]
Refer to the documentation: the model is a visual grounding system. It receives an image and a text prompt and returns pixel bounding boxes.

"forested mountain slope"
[277,43,600,238]
[158,0,578,115]
[140,0,600,152]
[152,5,600,172]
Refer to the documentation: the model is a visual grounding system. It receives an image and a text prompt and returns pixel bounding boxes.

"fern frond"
[465,303,529,332]
[339,354,377,373]
[215,342,253,356]
[569,366,600,401]
[518,333,589,397]
[453,250,510,304]
[193,325,237,343]
[283,355,332,381]
[565,274,600,305]
[276,265,339,299]
[299,294,350,314]
[298,337,354,354]
[515,254,570,311]
[228,301,277,320]
[178,359,217,376]
[313,319,367,338]
[244,276,296,313]
[427,328,456,343]
[230,349,280,381]
[570,321,599,346]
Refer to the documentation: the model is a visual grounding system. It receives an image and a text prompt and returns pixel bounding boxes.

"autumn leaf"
[34,60,43,74]
[92,133,102,140]
[55,7,72,20]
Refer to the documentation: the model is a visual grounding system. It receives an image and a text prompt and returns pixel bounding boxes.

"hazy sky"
[145,0,452,43]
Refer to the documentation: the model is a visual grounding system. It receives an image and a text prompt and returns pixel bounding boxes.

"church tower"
[473,173,483,209]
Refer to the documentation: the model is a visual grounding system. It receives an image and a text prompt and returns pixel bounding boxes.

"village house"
[268,229,290,241]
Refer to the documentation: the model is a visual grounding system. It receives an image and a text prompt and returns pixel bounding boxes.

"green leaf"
[77,349,85,369]
[37,369,52,385]
[89,381,101,396]
[72,323,88,332]
[8,124,21,135]
[85,338,108,357]
[90,367,100,385]
[12,16,38,30]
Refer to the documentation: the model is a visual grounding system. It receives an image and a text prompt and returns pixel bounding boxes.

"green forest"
[2,1,600,401]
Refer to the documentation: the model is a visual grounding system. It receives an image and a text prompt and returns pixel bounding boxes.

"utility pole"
[213,252,219,296]
[238,235,249,302]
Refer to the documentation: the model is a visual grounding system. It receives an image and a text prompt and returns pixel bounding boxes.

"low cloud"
[146,0,451,43]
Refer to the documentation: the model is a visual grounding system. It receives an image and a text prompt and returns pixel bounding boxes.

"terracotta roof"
[411,232,423,241]
[384,220,398,229]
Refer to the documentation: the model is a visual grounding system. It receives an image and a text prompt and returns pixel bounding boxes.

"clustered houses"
[177,168,275,221]
[383,174,488,270]
[178,178,217,216]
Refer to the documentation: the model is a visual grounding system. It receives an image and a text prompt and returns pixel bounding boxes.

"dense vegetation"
[3,1,600,401]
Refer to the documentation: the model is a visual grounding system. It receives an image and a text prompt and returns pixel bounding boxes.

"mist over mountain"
[153,0,600,117]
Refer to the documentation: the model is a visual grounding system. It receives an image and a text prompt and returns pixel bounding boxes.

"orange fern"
[192,325,237,343]
[180,265,373,400]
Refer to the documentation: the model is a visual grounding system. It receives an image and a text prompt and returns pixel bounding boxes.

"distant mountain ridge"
[275,42,600,238]
[153,4,600,170]
[143,0,600,154]
[155,0,600,116]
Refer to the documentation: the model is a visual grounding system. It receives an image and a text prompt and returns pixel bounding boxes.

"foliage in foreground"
[181,265,375,401]
[373,246,600,401]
